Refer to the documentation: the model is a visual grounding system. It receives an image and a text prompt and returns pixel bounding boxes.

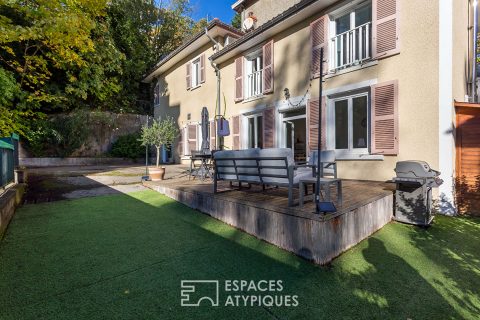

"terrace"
[143,166,395,265]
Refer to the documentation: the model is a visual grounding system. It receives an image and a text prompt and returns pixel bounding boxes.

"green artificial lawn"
[1,190,479,319]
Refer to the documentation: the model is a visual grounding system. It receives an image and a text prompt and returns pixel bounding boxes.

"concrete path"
[24,164,189,203]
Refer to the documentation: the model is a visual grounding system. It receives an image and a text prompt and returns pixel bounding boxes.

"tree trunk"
[156,146,160,167]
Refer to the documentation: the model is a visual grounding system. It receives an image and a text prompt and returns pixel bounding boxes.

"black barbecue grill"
[393,161,443,226]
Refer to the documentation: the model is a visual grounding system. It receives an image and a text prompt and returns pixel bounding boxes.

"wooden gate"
[455,103,480,215]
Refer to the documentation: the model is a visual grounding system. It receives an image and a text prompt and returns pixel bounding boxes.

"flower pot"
[149,167,166,181]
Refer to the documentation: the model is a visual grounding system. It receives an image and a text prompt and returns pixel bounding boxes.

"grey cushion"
[258,148,294,185]
[214,148,316,186]
[214,149,261,181]
[308,150,336,176]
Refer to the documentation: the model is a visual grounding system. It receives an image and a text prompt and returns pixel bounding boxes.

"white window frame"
[246,113,263,148]
[328,91,370,157]
[244,49,263,99]
[190,56,201,89]
[329,1,372,71]
[181,122,202,157]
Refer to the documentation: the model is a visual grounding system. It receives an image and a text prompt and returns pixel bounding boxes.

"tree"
[140,117,178,167]
[0,0,122,136]
[106,0,209,114]
[231,12,241,29]
[0,0,209,140]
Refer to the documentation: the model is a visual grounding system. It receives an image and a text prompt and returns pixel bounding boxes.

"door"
[456,105,480,215]
[282,108,307,162]
[247,114,263,148]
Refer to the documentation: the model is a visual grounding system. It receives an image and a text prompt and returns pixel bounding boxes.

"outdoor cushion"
[214,149,261,181]
[258,148,295,185]
[300,150,336,177]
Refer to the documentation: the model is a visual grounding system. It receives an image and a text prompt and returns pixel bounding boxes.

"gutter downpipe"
[473,0,478,102]
[205,28,222,150]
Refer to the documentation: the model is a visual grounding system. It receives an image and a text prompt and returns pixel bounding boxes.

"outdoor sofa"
[213,148,316,206]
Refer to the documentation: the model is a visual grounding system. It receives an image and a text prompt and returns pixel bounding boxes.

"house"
[143,0,474,214]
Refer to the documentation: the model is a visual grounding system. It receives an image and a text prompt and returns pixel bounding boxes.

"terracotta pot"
[149,167,166,181]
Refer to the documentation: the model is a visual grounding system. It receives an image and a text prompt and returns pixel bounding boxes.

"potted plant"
[140,117,178,181]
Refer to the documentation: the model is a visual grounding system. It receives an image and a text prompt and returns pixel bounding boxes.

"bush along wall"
[23,111,148,158]
[110,132,145,160]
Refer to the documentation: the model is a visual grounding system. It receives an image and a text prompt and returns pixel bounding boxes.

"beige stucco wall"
[241,0,302,28]
[218,0,441,182]
[154,42,219,162]
[153,0,472,188]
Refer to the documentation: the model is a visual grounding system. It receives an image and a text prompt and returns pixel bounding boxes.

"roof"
[211,0,335,64]
[143,19,243,83]
[231,0,246,11]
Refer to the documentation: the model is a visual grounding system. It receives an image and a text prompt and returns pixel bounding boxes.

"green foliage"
[0,0,212,143]
[140,117,178,166]
[0,67,32,137]
[0,0,112,106]
[231,12,241,29]
[140,117,178,148]
[25,111,90,157]
[110,132,144,159]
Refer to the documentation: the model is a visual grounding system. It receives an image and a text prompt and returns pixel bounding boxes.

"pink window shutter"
[234,57,244,102]
[372,0,400,59]
[310,15,329,79]
[232,115,241,149]
[262,40,274,94]
[307,98,326,152]
[187,124,197,155]
[371,80,399,155]
[177,128,185,157]
[263,107,276,148]
[200,54,206,83]
[186,63,191,90]
[209,120,216,150]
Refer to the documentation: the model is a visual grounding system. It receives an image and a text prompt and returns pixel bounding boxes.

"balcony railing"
[247,69,263,98]
[331,22,372,70]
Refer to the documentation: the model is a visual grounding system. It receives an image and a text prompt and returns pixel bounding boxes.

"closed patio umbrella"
[201,106,210,153]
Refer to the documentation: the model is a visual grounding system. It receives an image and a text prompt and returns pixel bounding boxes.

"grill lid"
[394,160,440,179]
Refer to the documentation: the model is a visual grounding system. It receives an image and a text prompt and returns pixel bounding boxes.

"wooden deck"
[144,176,395,265]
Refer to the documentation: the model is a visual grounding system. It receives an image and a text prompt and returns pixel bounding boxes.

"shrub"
[110,132,144,159]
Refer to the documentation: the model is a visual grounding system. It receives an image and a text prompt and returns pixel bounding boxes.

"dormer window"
[191,57,201,88]
[224,35,233,46]
[186,54,205,90]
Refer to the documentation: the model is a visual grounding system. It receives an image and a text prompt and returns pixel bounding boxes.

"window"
[245,51,263,98]
[191,57,200,88]
[331,93,369,153]
[247,114,263,148]
[154,82,160,106]
[331,2,372,70]
[182,123,202,156]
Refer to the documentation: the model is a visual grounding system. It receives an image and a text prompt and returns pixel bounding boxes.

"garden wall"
[0,184,26,239]
[19,112,148,158]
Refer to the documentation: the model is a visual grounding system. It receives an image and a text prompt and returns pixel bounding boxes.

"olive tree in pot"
[140,117,178,181]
